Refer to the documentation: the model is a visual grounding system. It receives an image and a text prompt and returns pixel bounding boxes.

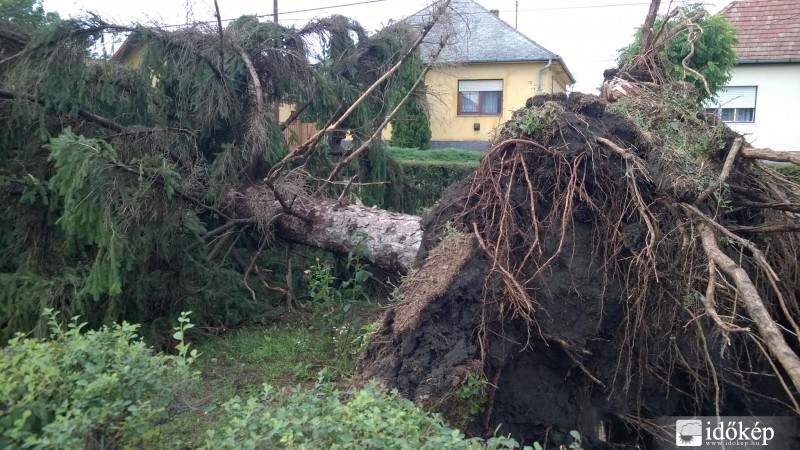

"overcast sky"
[41,0,729,93]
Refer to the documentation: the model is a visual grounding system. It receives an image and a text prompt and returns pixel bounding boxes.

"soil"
[356,90,800,449]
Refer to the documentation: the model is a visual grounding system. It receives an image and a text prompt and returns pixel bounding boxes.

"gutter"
[737,58,800,64]
[537,58,552,94]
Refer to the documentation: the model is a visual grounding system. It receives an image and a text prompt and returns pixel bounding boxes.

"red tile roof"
[720,0,800,61]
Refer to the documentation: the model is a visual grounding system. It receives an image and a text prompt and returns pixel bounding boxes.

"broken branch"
[695,137,743,204]
[698,223,800,394]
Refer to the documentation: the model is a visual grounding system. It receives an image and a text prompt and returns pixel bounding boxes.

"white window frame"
[705,86,757,123]
[458,79,503,116]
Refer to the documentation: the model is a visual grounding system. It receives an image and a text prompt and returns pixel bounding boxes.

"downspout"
[536,58,553,94]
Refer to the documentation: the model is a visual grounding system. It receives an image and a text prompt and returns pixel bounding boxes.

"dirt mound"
[356,86,800,448]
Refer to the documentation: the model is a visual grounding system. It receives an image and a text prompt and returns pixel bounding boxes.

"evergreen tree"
[0,3,425,342]
[390,51,431,149]
[618,5,737,99]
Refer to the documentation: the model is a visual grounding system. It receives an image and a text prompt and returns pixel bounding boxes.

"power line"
[155,0,389,28]
[519,2,651,12]
[279,0,389,16]
[139,0,689,31]
[158,0,390,28]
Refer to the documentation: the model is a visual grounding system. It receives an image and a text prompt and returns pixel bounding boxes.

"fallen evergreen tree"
[0,0,454,340]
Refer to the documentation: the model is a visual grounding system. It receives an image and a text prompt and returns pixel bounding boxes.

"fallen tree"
[0,0,452,339]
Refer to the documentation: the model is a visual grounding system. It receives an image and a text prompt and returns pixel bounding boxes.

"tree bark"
[235,185,423,274]
[741,147,800,166]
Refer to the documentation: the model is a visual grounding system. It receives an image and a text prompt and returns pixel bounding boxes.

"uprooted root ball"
[356,85,800,447]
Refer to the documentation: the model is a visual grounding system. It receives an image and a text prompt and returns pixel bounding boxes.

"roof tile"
[407,0,573,81]
[720,0,800,61]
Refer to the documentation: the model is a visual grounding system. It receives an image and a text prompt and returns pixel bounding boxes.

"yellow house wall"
[117,44,147,68]
[723,64,800,152]
[422,61,570,142]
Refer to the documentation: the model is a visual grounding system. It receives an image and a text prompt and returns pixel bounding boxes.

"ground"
[142,302,386,448]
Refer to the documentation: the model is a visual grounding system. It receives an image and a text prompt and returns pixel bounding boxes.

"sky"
[41,0,729,93]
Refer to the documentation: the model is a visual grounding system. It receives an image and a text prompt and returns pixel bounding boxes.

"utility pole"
[273,0,280,122]
[515,1,518,29]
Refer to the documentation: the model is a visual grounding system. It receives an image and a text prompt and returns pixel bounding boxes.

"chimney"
[489,9,499,17]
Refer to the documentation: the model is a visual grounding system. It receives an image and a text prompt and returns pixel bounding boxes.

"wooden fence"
[283,120,318,146]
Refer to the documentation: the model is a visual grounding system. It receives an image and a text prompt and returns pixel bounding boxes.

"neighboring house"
[404,0,575,150]
[706,0,800,151]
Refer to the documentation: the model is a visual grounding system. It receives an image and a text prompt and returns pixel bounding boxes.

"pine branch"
[0,89,125,132]
[324,0,451,134]
[213,0,225,75]
[266,0,452,183]
[326,37,447,183]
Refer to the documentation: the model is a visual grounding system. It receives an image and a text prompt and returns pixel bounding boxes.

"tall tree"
[0,0,451,341]
[389,50,431,149]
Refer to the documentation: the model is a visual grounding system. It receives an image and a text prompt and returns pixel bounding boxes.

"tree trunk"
[235,184,423,274]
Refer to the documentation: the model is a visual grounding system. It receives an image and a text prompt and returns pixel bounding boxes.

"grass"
[142,301,386,448]
[386,146,484,164]
[197,322,328,391]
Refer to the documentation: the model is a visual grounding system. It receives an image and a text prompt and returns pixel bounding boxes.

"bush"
[202,380,521,450]
[618,5,737,99]
[387,147,483,164]
[389,49,431,149]
[774,163,800,185]
[0,311,195,449]
[385,147,480,214]
[400,161,478,214]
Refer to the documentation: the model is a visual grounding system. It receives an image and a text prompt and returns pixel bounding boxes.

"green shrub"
[399,161,478,214]
[0,311,196,449]
[387,147,483,163]
[202,380,521,450]
[618,5,737,100]
[305,236,377,374]
[391,111,432,149]
[774,163,800,184]
[389,49,431,149]
[386,147,480,213]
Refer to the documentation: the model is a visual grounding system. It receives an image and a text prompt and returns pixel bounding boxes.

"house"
[404,0,575,150]
[707,0,800,152]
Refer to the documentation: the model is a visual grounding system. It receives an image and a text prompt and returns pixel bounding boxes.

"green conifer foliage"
[618,5,737,100]
[390,51,431,149]
[0,3,423,341]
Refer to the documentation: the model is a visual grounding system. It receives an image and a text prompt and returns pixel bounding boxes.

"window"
[458,80,503,115]
[705,86,757,123]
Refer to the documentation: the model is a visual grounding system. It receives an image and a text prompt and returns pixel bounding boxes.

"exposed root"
[695,137,742,204]
[741,147,800,166]
[357,81,800,446]
[698,223,800,394]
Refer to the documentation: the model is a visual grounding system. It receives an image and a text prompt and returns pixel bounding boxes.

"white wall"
[724,63,800,151]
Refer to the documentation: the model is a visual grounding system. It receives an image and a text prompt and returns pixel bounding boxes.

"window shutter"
[459,80,503,92]
[707,86,757,109]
